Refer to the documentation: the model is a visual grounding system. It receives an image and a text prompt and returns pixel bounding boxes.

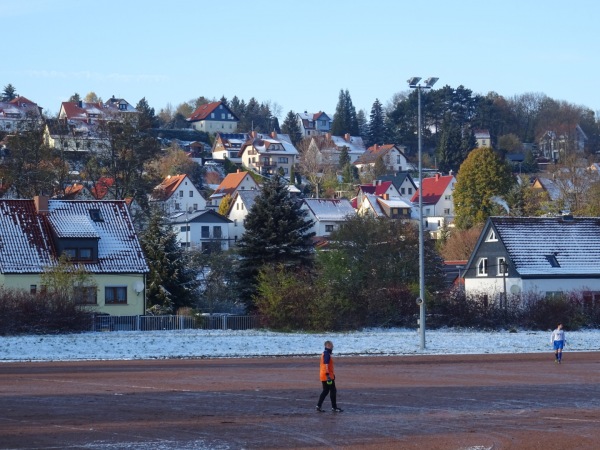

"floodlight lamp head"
[407,77,421,87]
[424,77,439,88]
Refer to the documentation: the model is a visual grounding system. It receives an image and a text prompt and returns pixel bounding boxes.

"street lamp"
[408,76,438,350]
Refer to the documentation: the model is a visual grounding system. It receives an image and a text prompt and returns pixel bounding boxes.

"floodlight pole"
[408,77,438,350]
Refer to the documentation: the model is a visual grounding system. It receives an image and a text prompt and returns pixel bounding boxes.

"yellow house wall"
[0,273,146,316]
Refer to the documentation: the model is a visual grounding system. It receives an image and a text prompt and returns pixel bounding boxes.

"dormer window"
[89,209,103,222]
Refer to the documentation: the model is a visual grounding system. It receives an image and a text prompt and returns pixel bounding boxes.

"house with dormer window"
[356,193,414,220]
[150,174,206,215]
[355,180,401,208]
[296,111,332,137]
[169,209,232,252]
[0,197,148,316]
[307,133,366,166]
[238,132,298,178]
[212,133,247,161]
[226,189,261,243]
[187,101,239,134]
[464,216,600,304]
[0,96,43,132]
[354,144,410,174]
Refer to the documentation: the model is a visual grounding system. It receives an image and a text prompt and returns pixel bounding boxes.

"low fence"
[91,314,261,332]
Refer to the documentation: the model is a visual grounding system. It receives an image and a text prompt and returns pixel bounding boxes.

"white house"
[296,111,332,137]
[301,198,355,237]
[0,96,43,132]
[170,209,232,252]
[150,174,206,215]
[410,173,456,235]
[464,216,600,304]
[226,190,261,243]
[307,133,366,166]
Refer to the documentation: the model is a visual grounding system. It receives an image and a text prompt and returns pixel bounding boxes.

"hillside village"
[1,85,600,331]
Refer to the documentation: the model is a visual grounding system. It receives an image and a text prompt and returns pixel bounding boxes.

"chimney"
[34,195,49,214]
[373,180,377,186]
[236,168,240,173]
[435,173,440,181]
[251,130,257,138]
[344,133,350,142]
[270,131,277,139]
[373,144,378,151]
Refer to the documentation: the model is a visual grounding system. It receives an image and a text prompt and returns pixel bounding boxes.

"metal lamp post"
[408,76,438,350]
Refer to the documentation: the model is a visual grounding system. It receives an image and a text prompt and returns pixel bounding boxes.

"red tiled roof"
[213,171,251,197]
[9,96,37,106]
[152,174,187,200]
[187,101,222,121]
[91,177,115,200]
[359,181,393,197]
[410,174,454,204]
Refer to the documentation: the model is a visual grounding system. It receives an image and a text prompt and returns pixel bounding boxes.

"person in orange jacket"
[316,340,343,412]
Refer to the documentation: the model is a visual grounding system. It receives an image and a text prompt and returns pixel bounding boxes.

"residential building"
[296,111,332,137]
[538,125,588,162]
[238,131,298,178]
[227,189,261,243]
[208,170,258,209]
[187,101,239,134]
[410,173,456,235]
[0,197,148,316]
[301,198,355,237]
[464,216,600,303]
[0,96,43,132]
[307,133,366,166]
[150,174,206,215]
[379,172,417,198]
[474,129,491,148]
[354,144,409,174]
[356,193,414,220]
[170,209,231,252]
[212,133,247,161]
[355,180,401,208]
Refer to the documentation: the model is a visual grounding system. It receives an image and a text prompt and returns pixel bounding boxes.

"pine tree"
[331,89,359,136]
[236,174,315,307]
[136,97,158,130]
[2,83,17,101]
[281,110,302,145]
[368,99,386,146]
[357,109,369,140]
[436,113,463,173]
[140,208,197,313]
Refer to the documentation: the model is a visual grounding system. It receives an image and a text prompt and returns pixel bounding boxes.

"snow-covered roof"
[0,199,148,274]
[490,216,600,276]
[303,198,356,221]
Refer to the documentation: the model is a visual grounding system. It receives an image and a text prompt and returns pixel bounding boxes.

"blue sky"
[2,0,599,119]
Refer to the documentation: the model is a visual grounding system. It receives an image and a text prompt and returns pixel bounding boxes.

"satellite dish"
[510,285,521,294]
[134,281,145,293]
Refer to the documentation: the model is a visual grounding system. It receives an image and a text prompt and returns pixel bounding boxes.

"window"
[401,188,405,195]
[89,209,103,222]
[445,195,451,200]
[278,157,289,163]
[325,225,334,233]
[201,226,210,238]
[443,208,450,215]
[189,191,194,197]
[497,257,507,276]
[408,188,413,195]
[63,248,77,259]
[74,286,97,304]
[477,258,488,276]
[180,225,190,232]
[234,219,238,227]
[193,204,198,210]
[175,203,180,210]
[105,286,127,304]
[210,113,215,119]
[213,226,222,238]
[179,191,184,197]
[485,229,498,242]
[79,248,92,261]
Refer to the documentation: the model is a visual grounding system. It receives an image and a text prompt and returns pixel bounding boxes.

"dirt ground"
[1,352,600,449]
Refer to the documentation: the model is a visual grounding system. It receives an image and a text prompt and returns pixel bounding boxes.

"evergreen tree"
[436,113,463,173]
[368,99,386,146]
[236,174,315,307]
[338,147,351,169]
[136,97,158,130]
[331,89,359,136]
[281,110,302,145]
[460,127,477,160]
[373,155,387,178]
[140,208,197,313]
[453,147,514,229]
[2,83,17,101]
[356,109,369,140]
[69,93,81,103]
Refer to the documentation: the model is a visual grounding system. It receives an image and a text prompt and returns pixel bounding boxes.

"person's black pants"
[318,380,337,408]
